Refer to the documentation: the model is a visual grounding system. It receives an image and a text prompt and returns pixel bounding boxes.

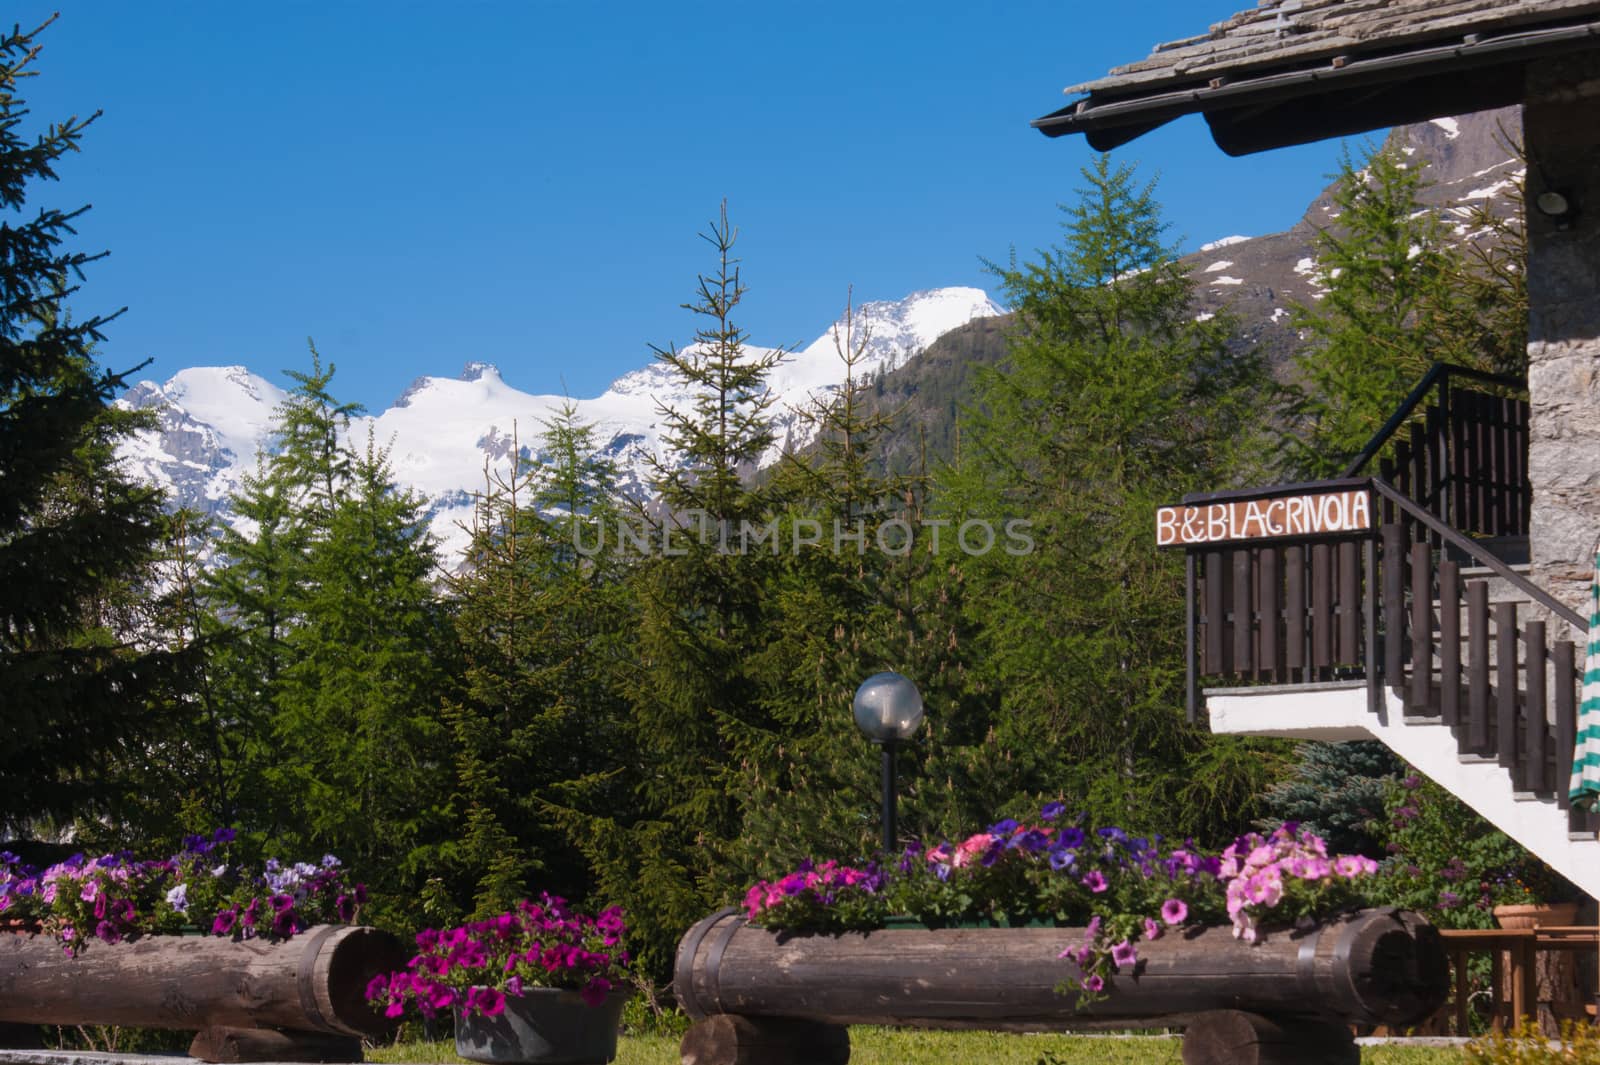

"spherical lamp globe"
[852,672,924,743]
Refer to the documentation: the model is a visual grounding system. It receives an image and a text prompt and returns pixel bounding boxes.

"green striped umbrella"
[1571,546,1600,811]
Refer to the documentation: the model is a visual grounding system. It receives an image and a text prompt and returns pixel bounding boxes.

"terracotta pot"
[1491,902,1581,929]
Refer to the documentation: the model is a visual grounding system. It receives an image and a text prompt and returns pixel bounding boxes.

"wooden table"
[1436,926,1599,1033]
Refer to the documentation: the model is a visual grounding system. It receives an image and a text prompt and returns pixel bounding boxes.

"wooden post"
[1180,1011,1357,1065]
[189,1027,363,1063]
[680,1015,849,1065]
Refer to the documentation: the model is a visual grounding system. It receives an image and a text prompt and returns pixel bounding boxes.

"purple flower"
[988,818,1019,835]
[1048,847,1075,872]
[1040,802,1066,821]
[1057,827,1085,849]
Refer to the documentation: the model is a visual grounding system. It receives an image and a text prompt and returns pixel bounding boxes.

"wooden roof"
[1035,0,1600,154]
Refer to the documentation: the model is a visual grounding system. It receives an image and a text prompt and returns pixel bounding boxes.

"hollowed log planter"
[674,908,1449,1065]
[0,924,407,1061]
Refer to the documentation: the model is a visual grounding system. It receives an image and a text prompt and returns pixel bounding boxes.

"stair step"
[1402,714,1443,726]
[1513,791,1543,802]
[1569,832,1599,843]
[1459,752,1498,765]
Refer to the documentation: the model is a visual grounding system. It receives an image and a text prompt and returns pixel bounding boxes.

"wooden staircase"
[1179,364,1600,897]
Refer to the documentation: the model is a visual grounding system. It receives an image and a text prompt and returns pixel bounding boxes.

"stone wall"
[1524,54,1600,623]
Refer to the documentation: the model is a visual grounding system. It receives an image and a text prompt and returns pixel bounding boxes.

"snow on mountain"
[118,366,286,514]
[120,286,1002,566]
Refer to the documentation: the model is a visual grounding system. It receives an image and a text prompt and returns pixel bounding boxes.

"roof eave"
[1034,19,1600,155]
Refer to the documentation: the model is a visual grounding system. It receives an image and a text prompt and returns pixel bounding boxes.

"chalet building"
[1035,0,1600,898]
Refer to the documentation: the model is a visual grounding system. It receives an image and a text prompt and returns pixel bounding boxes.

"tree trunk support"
[680,1015,849,1065]
[1180,1011,1357,1065]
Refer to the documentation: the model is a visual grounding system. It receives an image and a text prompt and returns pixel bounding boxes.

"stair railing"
[1341,364,1529,544]
[1371,480,1596,833]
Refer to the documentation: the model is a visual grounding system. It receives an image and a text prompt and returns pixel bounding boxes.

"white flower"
[166,883,189,914]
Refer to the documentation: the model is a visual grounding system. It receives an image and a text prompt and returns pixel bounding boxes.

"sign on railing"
[1156,487,1371,547]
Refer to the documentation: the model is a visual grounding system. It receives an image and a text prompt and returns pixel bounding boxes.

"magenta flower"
[1143,917,1161,941]
[1082,974,1105,992]
[1160,898,1188,925]
[1081,870,1108,893]
[1110,940,1137,968]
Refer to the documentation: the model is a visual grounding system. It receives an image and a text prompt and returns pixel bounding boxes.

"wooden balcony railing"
[1178,478,1598,834]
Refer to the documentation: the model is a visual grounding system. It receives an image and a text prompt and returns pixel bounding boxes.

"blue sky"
[17,2,1359,411]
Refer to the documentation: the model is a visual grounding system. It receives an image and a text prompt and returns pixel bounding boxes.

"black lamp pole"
[880,739,897,855]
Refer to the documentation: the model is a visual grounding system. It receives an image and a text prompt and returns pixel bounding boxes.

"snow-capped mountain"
[118,287,1002,564]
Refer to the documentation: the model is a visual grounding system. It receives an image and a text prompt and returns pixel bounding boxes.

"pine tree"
[946,155,1282,841]
[0,18,190,831]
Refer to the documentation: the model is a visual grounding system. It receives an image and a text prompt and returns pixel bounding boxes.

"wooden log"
[0,925,405,1037]
[190,1026,363,1063]
[674,908,1447,1031]
[1180,1010,1357,1065]
[679,1015,849,1065]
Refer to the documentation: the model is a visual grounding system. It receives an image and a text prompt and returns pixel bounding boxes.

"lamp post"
[852,671,924,855]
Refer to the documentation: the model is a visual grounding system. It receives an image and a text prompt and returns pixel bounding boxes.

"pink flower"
[1143,918,1162,941]
[1110,940,1137,968]
[1333,855,1367,879]
[1081,870,1108,893]
[1160,898,1187,926]
[1082,974,1105,993]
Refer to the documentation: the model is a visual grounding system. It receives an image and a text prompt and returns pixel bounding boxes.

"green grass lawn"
[369,1028,1472,1064]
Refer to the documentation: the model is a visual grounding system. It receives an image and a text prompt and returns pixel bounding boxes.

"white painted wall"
[1208,684,1600,900]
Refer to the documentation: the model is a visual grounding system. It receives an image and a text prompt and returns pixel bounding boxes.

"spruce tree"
[946,156,1281,841]
[445,405,632,918]
[273,433,455,924]
[584,205,790,980]
[0,19,189,831]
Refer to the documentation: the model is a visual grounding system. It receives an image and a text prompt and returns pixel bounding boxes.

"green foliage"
[444,405,633,917]
[1258,741,1401,857]
[1359,772,1571,929]
[200,350,454,929]
[1285,140,1527,477]
[576,205,792,980]
[944,155,1282,842]
[0,17,194,832]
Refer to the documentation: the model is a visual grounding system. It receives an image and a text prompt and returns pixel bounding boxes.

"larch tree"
[945,155,1281,842]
